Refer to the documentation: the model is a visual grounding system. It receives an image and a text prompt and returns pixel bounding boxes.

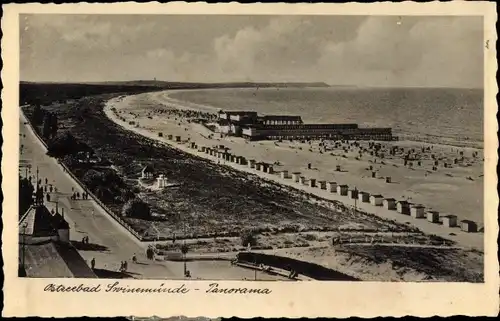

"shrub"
[240,230,258,247]
[122,198,151,219]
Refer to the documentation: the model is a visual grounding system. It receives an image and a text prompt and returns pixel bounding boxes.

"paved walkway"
[20,111,271,280]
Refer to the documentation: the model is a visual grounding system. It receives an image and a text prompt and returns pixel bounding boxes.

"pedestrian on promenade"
[76,192,80,199]
[45,178,48,185]
[132,254,137,264]
[123,260,128,272]
[46,193,51,202]
[72,187,74,192]
[81,236,85,244]
[91,258,96,269]
[49,185,53,193]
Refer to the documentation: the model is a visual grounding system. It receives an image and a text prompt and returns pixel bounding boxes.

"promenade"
[20,112,282,280]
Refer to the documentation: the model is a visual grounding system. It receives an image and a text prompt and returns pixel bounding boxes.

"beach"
[103,90,484,251]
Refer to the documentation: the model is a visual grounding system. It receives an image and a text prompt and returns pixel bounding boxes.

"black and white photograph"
[14,11,490,283]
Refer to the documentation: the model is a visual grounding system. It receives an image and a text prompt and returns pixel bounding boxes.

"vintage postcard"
[2,1,499,318]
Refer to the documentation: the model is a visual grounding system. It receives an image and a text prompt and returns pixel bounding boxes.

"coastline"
[103,93,484,251]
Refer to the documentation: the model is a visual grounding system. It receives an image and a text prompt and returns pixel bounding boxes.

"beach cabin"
[141,165,154,179]
[201,146,207,153]
[371,171,377,178]
[348,189,358,199]
[383,198,396,210]
[326,182,337,193]
[385,176,391,183]
[281,170,289,179]
[369,194,384,206]
[239,157,247,165]
[255,163,262,171]
[318,180,327,190]
[309,178,317,188]
[299,176,307,185]
[292,172,301,183]
[190,142,196,149]
[175,136,181,142]
[396,201,411,215]
[261,163,269,173]
[336,165,341,172]
[167,134,173,140]
[267,166,274,174]
[358,191,370,203]
[426,211,440,223]
[442,215,458,228]
[156,174,168,189]
[248,160,256,169]
[410,205,426,218]
[460,220,478,233]
[336,185,348,196]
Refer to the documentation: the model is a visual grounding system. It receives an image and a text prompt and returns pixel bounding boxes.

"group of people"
[81,236,90,244]
[145,246,156,260]
[70,188,90,201]
[119,260,128,272]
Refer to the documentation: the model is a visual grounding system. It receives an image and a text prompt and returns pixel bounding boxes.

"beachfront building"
[318,180,327,190]
[309,178,317,188]
[337,184,348,196]
[442,215,458,228]
[292,172,301,183]
[358,191,370,203]
[141,165,154,179]
[281,170,289,179]
[460,220,478,233]
[216,109,395,141]
[383,198,397,210]
[396,201,411,215]
[426,211,440,223]
[369,194,384,206]
[410,205,426,218]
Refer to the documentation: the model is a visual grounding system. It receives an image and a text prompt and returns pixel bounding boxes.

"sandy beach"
[103,91,484,252]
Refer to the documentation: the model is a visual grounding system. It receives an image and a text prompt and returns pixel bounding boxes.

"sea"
[168,87,484,148]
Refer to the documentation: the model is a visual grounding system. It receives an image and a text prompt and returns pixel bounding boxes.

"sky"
[20,14,484,88]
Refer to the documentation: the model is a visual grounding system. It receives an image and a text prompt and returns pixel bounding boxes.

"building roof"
[397,200,410,205]
[461,219,477,224]
[371,194,384,198]
[384,198,396,201]
[359,191,370,194]
[338,184,348,187]
[142,165,154,173]
[411,204,425,209]
[19,205,67,237]
[21,240,96,278]
[261,115,303,121]
[442,214,458,219]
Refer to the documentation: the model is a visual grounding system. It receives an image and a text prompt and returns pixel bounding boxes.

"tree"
[181,243,189,255]
[32,104,45,125]
[240,230,258,247]
[19,177,34,217]
[42,112,52,138]
[47,132,87,157]
[82,169,104,191]
[50,113,58,137]
[122,198,151,219]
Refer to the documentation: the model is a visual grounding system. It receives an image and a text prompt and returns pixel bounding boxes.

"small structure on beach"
[175,136,181,142]
[337,184,348,196]
[460,220,478,233]
[309,178,317,188]
[141,165,154,179]
[318,180,327,190]
[267,165,274,174]
[442,215,458,228]
[299,176,307,185]
[369,194,384,206]
[248,160,256,169]
[396,201,411,215]
[358,191,370,203]
[385,176,392,183]
[327,182,337,192]
[426,211,440,223]
[383,198,396,210]
[410,205,426,218]
[292,172,301,183]
[281,170,289,179]
[156,174,168,189]
[348,189,358,199]
[167,134,173,140]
